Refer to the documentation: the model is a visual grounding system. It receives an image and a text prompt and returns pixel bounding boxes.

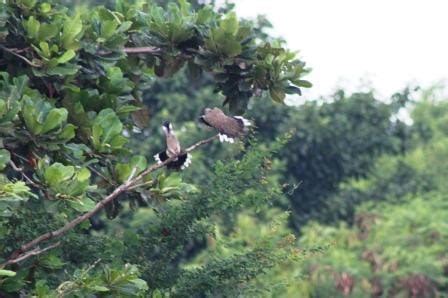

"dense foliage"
[231,94,446,297]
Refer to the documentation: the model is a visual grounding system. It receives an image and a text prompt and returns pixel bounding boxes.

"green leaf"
[116,21,132,33]
[44,64,79,76]
[38,41,51,58]
[44,163,75,187]
[220,38,242,57]
[69,196,95,212]
[0,269,16,277]
[117,105,141,115]
[19,0,37,9]
[152,289,163,298]
[110,135,127,148]
[38,23,59,41]
[285,85,302,95]
[131,278,149,291]
[91,108,126,153]
[197,7,214,25]
[41,108,68,134]
[22,98,42,135]
[115,155,147,183]
[58,124,76,141]
[61,16,83,50]
[294,79,312,88]
[57,50,76,64]
[130,155,147,171]
[0,99,6,117]
[40,254,64,269]
[23,16,40,40]
[101,20,118,39]
[92,285,110,292]
[39,3,51,13]
[77,168,91,181]
[221,12,239,35]
[0,149,10,170]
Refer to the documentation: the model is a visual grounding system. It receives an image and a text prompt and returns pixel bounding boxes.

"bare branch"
[8,160,41,189]
[3,134,219,266]
[8,159,23,171]
[0,46,41,67]
[123,46,161,54]
[127,180,155,191]
[87,165,117,187]
[1,242,61,267]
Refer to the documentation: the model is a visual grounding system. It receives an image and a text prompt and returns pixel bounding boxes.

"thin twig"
[123,46,161,54]
[126,166,138,183]
[87,165,117,187]
[0,46,41,67]
[8,159,23,171]
[127,179,155,191]
[1,242,61,267]
[2,134,219,267]
[9,152,29,163]
[8,160,41,189]
[97,47,161,56]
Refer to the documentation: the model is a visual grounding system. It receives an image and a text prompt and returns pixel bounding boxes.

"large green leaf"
[61,16,83,50]
[91,108,127,153]
[23,16,40,41]
[44,163,75,188]
[115,155,147,183]
[221,12,239,35]
[41,108,68,134]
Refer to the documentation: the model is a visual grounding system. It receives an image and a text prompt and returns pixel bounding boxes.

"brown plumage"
[154,121,191,170]
[199,107,251,143]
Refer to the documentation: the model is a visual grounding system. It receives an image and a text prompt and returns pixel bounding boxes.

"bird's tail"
[233,116,252,128]
[154,151,191,171]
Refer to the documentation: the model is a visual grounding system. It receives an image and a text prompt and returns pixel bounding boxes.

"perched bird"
[199,107,251,143]
[154,121,191,170]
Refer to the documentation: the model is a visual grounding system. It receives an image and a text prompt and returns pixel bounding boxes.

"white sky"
[232,0,448,99]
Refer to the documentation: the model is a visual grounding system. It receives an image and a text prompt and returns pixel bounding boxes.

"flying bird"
[154,121,191,170]
[199,107,251,143]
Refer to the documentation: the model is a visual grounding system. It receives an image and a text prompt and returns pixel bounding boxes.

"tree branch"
[2,134,219,267]
[0,46,41,67]
[8,159,42,189]
[1,242,61,267]
[123,46,161,54]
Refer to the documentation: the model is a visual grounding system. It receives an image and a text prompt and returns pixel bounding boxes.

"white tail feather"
[181,154,192,170]
[234,116,251,127]
[219,133,235,143]
[153,154,162,164]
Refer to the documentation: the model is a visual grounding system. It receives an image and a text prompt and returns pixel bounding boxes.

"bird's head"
[162,121,173,135]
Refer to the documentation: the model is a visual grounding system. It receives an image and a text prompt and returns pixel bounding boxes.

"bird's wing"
[202,109,245,138]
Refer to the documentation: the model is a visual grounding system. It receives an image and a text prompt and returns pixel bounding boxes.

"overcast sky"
[231,0,448,100]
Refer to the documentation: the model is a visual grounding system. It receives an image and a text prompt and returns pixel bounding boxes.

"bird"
[199,107,251,143]
[154,121,191,170]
